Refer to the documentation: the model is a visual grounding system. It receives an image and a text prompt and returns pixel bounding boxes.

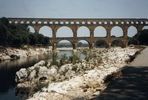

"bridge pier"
[106,26,112,48]
[34,25,41,33]
[123,26,128,47]
[52,43,57,50]
[72,43,77,49]
[89,43,94,49]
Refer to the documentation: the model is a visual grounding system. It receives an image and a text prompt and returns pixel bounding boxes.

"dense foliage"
[129,29,148,45]
[0,17,50,47]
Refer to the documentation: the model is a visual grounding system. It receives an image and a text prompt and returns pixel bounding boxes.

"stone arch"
[57,40,73,48]
[56,26,73,37]
[95,40,108,48]
[39,26,52,37]
[111,40,124,47]
[128,26,137,37]
[77,26,90,37]
[111,26,123,37]
[27,26,35,33]
[77,40,90,48]
[142,26,148,30]
[94,26,107,37]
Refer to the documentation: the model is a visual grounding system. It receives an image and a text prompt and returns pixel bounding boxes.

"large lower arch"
[56,26,73,37]
[77,26,90,37]
[39,26,52,37]
[111,26,123,37]
[77,40,90,48]
[27,26,35,33]
[128,26,137,37]
[57,40,73,49]
[95,40,108,48]
[111,40,125,47]
[94,26,107,37]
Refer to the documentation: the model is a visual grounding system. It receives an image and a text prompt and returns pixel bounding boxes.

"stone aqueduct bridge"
[8,18,148,50]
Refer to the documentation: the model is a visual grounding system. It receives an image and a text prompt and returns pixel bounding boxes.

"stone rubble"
[15,47,139,100]
[0,47,51,61]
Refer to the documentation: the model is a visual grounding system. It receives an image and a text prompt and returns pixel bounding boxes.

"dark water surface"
[0,54,51,100]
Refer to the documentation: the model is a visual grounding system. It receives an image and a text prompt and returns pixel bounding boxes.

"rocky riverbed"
[15,47,139,100]
[0,46,51,61]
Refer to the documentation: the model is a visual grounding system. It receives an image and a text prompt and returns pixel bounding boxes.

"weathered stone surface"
[28,70,36,81]
[34,60,46,68]
[15,68,28,82]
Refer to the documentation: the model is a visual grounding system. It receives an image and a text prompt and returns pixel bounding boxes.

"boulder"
[15,68,28,82]
[2,55,11,60]
[28,70,37,81]
[38,66,48,78]
[59,64,73,75]
[48,65,58,76]
[34,60,46,68]
[65,70,76,79]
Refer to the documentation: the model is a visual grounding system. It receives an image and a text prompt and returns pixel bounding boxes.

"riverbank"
[0,46,52,61]
[95,47,148,100]
[15,47,140,100]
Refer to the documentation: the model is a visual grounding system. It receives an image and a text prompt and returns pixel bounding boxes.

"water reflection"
[58,50,85,60]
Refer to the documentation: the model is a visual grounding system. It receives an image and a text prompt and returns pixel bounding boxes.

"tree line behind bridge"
[0,17,148,48]
[0,17,50,47]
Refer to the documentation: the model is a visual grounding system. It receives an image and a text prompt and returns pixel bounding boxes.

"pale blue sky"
[0,0,148,39]
[0,0,148,18]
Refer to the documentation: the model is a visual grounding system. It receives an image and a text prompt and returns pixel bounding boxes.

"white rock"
[38,66,48,78]
[15,68,28,82]
[34,60,46,68]
[28,70,36,80]
[59,64,73,74]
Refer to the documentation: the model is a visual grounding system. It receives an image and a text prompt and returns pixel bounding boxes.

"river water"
[0,50,85,100]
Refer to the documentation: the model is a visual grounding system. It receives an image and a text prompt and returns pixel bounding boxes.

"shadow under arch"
[95,40,108,48]
[111,40,125,47]
[39,26,52,37]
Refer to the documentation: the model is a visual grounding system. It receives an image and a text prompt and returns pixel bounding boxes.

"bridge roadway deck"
[94,47,148,100]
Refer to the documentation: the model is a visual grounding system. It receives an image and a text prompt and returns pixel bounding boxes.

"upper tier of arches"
[27,25,148,38]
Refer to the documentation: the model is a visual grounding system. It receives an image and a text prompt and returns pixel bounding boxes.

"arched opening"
[142,26,148,30]
[128,26,138,45]
[111,26,123,37]
[111,40,124,47]
[56,26,73,37]
[57,40,72,48]
[77,40,89,48]
[95,40,108,48]
[128,26,137,37]
[77,26,90,37]
[27,26,35,33]
[94,26,107,37]
[39,26,52,37]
